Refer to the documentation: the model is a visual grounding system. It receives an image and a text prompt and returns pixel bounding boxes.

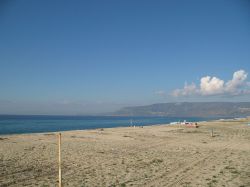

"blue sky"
[0,0,250,114]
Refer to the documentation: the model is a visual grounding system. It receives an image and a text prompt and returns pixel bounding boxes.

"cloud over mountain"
[172,70,250,97]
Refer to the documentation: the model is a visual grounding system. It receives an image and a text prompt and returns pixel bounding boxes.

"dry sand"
[0,118,250,187]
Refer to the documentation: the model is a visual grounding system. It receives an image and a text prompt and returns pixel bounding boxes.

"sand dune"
[1,119,250,187]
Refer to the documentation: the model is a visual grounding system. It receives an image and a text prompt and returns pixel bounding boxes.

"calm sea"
[0,115,218,135]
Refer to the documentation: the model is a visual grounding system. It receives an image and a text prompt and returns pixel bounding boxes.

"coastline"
[1,117,250,186]
[0,115,233,137]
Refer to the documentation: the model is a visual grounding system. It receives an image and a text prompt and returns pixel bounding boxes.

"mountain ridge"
[114,102,250,117]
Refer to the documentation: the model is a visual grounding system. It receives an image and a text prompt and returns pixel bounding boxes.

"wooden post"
[211,128,214,137]
[58,133,62,187]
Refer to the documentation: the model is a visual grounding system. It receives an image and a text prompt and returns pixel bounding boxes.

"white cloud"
[172,70,250,97]
[225,70,248,94]
[172,82,198,97]
[200,76,224,95]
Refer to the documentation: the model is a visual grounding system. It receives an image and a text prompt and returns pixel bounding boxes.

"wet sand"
[0,118,250,187]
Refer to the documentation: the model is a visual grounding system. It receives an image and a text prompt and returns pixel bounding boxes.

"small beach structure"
[185,122,199,128]
[181,120,199,128]
[170,120,199,128]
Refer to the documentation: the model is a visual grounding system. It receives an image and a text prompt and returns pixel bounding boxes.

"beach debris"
[24,146,35,151]
[0,137,8,141]
[97,151,105,154]
[44,133,55,136]
[123,135,132,138]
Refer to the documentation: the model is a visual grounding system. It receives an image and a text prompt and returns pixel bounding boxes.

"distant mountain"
[114,102,250,117]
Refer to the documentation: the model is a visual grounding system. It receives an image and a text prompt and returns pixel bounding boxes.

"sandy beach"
[0,118,250,187]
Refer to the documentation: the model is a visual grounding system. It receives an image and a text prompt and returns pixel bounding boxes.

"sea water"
[0,115,218,135]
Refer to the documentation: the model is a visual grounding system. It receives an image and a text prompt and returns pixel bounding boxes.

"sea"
[0,115,220,135]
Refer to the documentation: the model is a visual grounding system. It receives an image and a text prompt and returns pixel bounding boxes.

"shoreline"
[2,116,250,136]
[0,116,245,137]
[0,117,250,137]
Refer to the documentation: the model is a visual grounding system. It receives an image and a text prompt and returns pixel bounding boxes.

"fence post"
[58,133,62,187]
[211,128,214,137]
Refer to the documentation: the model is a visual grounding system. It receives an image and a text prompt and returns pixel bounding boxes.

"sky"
[0,0,250,115]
